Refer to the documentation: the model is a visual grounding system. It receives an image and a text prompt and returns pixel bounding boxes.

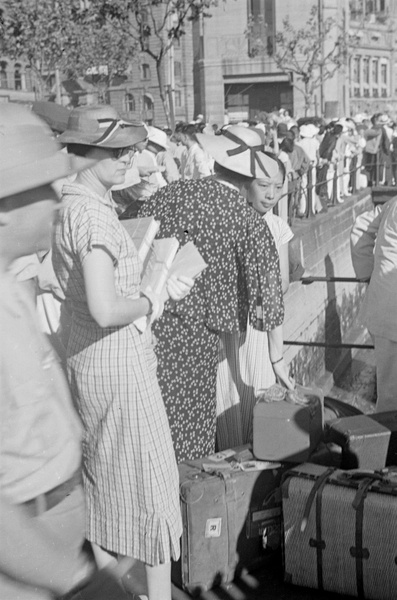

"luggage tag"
[206,449,237,462]
[240,460,282,471]
[202,461,241,474]
[202,449,241,474]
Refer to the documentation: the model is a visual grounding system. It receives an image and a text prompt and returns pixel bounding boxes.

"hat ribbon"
[93,118,134,146]
[222,129,270,177]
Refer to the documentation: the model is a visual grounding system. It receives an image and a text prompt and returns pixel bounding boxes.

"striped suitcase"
[282,463,397,600]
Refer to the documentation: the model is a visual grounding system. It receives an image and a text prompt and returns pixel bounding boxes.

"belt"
[21,470,82,517]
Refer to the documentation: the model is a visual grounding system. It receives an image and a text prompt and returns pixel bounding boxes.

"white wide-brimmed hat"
[197,126,279,179]
[58,105,148,148]
[0,104,96,200]
[378,114,391,125]
[147,126,169,149]
[299,124,320,138]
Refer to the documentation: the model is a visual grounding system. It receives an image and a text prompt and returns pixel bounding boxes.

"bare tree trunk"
[156,60,171,128]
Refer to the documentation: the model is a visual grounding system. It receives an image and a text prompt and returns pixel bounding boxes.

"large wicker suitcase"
[172,446,287,593]
[282,463,397,600]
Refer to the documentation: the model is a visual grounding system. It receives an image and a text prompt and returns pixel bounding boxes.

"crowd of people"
[0,100,395,600]
[114,108,396,222]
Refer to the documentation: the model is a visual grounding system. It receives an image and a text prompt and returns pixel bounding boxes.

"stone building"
[191,0,397,124]
[349,0,397,117]
[106,24,195,126]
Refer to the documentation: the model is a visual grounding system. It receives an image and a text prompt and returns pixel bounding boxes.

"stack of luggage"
[172,385,397,599]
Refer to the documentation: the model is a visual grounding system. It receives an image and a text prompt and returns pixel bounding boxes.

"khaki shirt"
[0,272,82,503]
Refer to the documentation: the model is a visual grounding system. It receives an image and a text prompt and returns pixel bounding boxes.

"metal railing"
[283,275,374,350]
[287,153,397,224]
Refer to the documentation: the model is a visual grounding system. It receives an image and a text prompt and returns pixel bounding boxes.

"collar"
[62,182,117,209]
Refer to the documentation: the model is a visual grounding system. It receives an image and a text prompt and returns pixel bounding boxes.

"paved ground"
[171,348,378,600]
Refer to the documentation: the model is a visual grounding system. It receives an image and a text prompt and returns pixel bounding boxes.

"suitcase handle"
[337,468,397,487]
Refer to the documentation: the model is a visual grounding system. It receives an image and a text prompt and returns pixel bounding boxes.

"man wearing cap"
[0,105,131,600]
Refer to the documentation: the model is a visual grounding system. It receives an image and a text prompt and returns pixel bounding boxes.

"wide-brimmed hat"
[378,114,391,125]
[299,124,319,138]
[0,104,96,200]
[147,126,169,149]
[58,105,148,148]
[197,126,279,179]
[32,101,70,134]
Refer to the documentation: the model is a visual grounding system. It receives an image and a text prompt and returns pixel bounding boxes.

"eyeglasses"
[102,146,133,160]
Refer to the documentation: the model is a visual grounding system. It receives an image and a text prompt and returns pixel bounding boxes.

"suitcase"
[282,463,397,600]
[253,385,323,463]
[371,411,397,465]
[172,446,288,593]
[326,414,393,469]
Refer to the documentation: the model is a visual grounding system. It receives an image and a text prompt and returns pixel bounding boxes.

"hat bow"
[222,129,270,178]
[94,118,136,146]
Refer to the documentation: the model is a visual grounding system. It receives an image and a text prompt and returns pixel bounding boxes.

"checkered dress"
[52,183,181,565]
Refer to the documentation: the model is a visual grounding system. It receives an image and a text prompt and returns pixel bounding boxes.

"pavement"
[170,347,378,600]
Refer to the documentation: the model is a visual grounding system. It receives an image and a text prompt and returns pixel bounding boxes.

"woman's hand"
[141,286,164,323]
[166,275,195,302]
[272,358,295,390]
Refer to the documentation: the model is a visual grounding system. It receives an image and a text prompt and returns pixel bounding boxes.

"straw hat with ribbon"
[196,126,279,179]
[147,126,169,150]
[0,104,97,200]
[58,105,148,148]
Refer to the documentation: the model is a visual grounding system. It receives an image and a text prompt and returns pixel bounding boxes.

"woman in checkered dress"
[51,105,193,600]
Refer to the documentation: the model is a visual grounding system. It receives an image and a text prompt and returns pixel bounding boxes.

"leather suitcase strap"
[351,477,378,599]
[300,468,335,591]
[221,473,238,579]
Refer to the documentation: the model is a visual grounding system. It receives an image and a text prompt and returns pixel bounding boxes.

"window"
[125,93,135,112]
[248,0,275,56]
[380,62,388,97]
[174,90,183,108]
[144,95,153,111]
[372,88,379,97]
[174,61,181,79]
[141,63,150,80]
[372,59,378,84]
[143,94,153,124]
[14,63,22,90]
[363,58,370,84]
[381,63,387,85]
[352,56,360,84]
[0,62,8,89]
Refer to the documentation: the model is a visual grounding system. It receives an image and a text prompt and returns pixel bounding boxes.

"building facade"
[191,0,397,124]
[349,0,397,116]
[106,24,195,126]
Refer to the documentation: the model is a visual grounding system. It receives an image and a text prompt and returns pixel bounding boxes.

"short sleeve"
[74,202,120,267]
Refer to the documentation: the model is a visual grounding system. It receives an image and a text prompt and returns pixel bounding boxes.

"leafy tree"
[0,1,80,98]
[0,0,137,102]
[87,0,219,126]
[247,4,356,116]
[70,8,138,103]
